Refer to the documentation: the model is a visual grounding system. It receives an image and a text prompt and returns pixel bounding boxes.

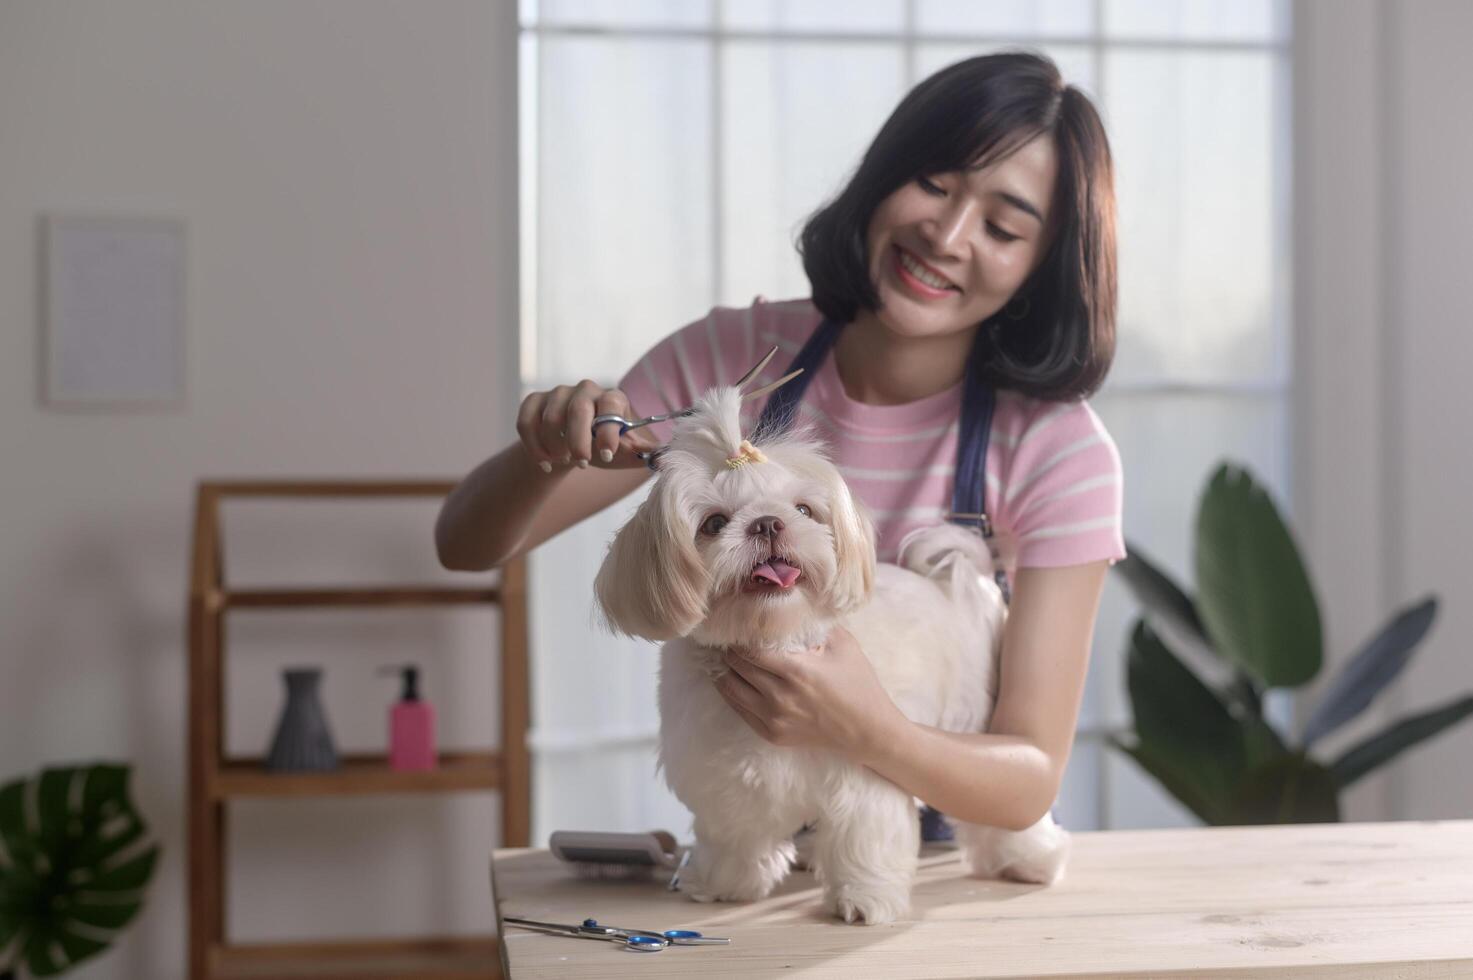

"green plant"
[0,764,159,978]
[1111,462,1473,825]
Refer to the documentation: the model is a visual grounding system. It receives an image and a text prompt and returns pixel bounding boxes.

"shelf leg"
[499,557,530,847]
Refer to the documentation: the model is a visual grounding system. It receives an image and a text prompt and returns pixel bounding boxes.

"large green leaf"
[1126,620,1243,763]
[1109,735,1226,825]
[1227,755,1342,825]
[1123,620,1247,814]
[1330,695,1473,788]
[79,848,158,892]
[25,923,108,978]
[0,764,159,977]
[1115,545,1212,649]
[1195,464,1322,688]
[1239,707,1290,770]
[66,897,142,931]
[1300,597,1438,748]
[1224,671,1268,725]
[0,781,35,868]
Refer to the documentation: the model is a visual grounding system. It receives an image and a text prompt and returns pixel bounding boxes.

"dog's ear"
[823,467,876,612]
[594,478,709,641]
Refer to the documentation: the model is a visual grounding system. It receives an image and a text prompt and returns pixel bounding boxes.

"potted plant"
[0,763,159,978]
[1112,462,1473,824]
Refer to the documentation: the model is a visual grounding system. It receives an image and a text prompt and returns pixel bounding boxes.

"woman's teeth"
[898,248,954,290]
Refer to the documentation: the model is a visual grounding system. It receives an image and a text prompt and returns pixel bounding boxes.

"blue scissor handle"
[590,416,633,438]
[625,935,665,951]
[584,919,668,952]
[660,928,731,946]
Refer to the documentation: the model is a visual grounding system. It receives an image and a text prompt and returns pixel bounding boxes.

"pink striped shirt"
[617,298,1126,586]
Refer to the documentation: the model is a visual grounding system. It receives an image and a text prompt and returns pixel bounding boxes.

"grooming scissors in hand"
[591,345,802,466]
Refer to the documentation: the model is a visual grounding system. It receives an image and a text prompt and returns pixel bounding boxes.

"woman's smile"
[892,244,961,298]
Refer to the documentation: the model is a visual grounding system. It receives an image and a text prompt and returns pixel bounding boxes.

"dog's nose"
[749,516,785,539]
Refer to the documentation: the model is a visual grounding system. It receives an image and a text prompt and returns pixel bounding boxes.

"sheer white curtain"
[518,0,1293,841]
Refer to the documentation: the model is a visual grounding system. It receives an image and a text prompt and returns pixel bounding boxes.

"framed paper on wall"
[42,213,186,410]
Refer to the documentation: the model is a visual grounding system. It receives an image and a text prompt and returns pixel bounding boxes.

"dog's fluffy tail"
[896,523,996,582]
[896,523,1005,628]
[896,523,1006,707]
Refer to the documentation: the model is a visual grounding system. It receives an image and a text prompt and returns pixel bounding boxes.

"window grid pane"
[528,0,714,30]
[913,42,1097,96]
[521,3,1292,833]
[1104,0,1289,42]
[720,40,907,308]
[1107,48,1290,388]
[916,0,1095,38]
[720,0,906,35]
[535,34,714,382]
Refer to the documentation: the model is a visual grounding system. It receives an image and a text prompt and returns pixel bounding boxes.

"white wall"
[1295,0,1473,822]
[0,3,519,977]
[1383,0,1473,819]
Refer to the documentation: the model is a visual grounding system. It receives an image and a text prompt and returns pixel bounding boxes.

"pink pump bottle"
[379,665,436,771]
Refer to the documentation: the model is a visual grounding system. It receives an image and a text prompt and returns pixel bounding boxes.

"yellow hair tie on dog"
[725,439,767,469]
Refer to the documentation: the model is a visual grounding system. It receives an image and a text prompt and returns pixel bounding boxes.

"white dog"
[595,388,1069,924]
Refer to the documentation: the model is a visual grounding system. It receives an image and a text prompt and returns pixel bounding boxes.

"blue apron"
[753,317,1010,842]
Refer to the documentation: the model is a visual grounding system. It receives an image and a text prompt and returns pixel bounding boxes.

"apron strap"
[754,317,842,437]
[951,339,997,540]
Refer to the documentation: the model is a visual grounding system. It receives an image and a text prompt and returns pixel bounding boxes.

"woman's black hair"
[798,50,1117,401]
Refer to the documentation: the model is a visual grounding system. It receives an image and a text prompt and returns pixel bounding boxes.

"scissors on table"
[591,345,802,467]
[502,915,731,952]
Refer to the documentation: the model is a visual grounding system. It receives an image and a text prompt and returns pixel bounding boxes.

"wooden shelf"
[212,936,500,980]
[188,480,529,980]
[216,585,502,611]
[214,752,503,799]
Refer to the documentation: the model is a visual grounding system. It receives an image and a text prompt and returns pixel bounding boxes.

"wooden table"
[491,820,1473,979]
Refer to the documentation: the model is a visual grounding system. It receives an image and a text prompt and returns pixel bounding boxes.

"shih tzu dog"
[594,388,1069,924]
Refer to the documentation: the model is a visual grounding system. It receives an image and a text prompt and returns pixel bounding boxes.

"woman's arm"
[862,561,1109,830]
[716,560,1109,832]
[434,441,650,570]
[435,382,654,571]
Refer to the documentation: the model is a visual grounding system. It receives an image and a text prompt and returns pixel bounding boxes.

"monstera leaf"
[0,764,158,977]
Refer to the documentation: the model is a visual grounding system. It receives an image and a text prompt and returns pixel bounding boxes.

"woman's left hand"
[715,626,906,761]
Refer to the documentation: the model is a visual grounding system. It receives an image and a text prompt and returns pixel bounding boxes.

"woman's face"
[864,132,1059,341]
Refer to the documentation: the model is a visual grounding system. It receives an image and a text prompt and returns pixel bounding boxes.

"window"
[519,0,1293,837]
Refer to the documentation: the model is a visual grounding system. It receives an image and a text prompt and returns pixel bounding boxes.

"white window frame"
[517,0,1296,832]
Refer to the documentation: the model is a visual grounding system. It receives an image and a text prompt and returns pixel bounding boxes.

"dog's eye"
[795,503,813,518]
[699,513,729,535]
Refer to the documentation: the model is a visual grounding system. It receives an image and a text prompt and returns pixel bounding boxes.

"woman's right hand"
[515,381,660,472]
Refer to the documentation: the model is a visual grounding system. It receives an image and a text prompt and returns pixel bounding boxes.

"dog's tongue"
[751,558,802,589]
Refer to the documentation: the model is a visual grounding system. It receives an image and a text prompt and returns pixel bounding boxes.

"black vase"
[265,667,339,771]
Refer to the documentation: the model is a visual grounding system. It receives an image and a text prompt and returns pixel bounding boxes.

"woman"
[437,50,1122,835]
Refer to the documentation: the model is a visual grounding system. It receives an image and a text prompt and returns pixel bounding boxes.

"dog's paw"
[679,841,794,904]
[678,884,718,904]
[957,816,1070,886]
[823,884,909,925]
[678,875,769,904]
[995,845,1068,886]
